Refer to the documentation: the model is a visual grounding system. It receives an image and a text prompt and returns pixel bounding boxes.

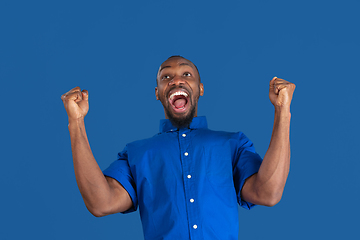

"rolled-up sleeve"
[103,146,138,213]
[232,132,262,209]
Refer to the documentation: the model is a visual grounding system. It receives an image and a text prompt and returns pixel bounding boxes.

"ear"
[199,83,204,96]
[155,87,159,100]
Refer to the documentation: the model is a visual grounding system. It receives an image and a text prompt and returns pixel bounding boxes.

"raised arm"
[241,77,296,206]
[61,87,132,216]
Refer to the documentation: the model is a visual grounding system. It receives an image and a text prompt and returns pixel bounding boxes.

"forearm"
[68,119,113,215]
[255,107,291,204]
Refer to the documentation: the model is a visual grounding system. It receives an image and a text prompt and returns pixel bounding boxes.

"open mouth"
[168,90,190,113]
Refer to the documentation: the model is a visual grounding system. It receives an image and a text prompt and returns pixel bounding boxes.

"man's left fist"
[269,77,296,109]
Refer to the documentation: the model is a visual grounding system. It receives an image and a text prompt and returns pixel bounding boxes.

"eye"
[184,72,192,77]
[162,75,170,80]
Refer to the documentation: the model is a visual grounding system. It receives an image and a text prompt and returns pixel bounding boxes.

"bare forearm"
[62,87,132,216]
[242,77,295,206]
[255,107,291,203]
[68,119,113,214]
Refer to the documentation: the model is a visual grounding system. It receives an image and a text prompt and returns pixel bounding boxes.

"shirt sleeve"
[233,132,262,210]
[103,146,138,213]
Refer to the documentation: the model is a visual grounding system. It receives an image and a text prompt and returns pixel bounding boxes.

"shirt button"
[184,152,189,156]
[190,198,194,203]
[193,225,198,229]
[182,133,186,137]
[187,174,192,179]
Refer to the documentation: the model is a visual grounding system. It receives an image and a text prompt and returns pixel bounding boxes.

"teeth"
[169,91,188,100]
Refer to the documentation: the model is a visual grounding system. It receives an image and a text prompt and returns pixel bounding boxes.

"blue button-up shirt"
[103,116,262,240]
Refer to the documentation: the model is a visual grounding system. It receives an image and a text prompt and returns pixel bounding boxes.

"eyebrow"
[159,62,192,72]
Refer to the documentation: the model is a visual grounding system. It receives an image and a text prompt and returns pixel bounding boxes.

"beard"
[165,103,196,129]
[159,85,200,129]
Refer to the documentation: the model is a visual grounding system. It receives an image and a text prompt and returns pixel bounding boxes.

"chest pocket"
[205,145,234,187]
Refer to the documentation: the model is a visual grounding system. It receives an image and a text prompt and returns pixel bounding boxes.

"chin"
[166,105,196,129]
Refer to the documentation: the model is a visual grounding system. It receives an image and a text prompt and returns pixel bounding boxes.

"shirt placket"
[178,128,202,240]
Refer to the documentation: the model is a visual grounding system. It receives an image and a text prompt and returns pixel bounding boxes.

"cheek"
[158,90,168,103]
[192,85,201,99]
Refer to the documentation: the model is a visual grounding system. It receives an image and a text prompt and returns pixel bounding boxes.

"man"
[61,56,295,240]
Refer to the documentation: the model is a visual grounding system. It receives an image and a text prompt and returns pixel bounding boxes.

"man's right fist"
[61,87,89,122]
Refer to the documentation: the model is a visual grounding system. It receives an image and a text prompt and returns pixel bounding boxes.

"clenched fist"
[61,87,89,122]
[269,77,296,109]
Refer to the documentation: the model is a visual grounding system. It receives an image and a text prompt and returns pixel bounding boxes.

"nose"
[169,75,185,86]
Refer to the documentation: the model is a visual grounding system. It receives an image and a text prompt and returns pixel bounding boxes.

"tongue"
[174,98,186,109]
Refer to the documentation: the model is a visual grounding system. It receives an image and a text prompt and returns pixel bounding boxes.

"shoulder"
[126,134,156,146]
[192,128,252,149]
[197,128,248,141]
[126,132,171,151]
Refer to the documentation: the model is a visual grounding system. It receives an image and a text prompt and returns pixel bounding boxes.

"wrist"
[274,106,291,119]
[68,118,85,129]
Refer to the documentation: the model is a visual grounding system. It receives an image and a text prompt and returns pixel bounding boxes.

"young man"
[61,56,295,240]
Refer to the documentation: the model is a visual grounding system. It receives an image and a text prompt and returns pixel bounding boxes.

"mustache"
[167,85,190,98]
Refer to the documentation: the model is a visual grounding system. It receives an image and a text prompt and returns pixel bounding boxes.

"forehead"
[158,57,196,74]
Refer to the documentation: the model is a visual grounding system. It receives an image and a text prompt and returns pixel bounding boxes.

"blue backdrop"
[1,0,359,239]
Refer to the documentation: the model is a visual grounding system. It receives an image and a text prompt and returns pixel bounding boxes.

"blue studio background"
[1,0,359,239]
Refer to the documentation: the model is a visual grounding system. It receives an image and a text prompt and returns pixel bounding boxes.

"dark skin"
[155,57,204,122]
[156,57,296,206]
[61,57,295,217]
[61,87,132,217]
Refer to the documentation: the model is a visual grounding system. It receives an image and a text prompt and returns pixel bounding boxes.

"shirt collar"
[159,116,208,133]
